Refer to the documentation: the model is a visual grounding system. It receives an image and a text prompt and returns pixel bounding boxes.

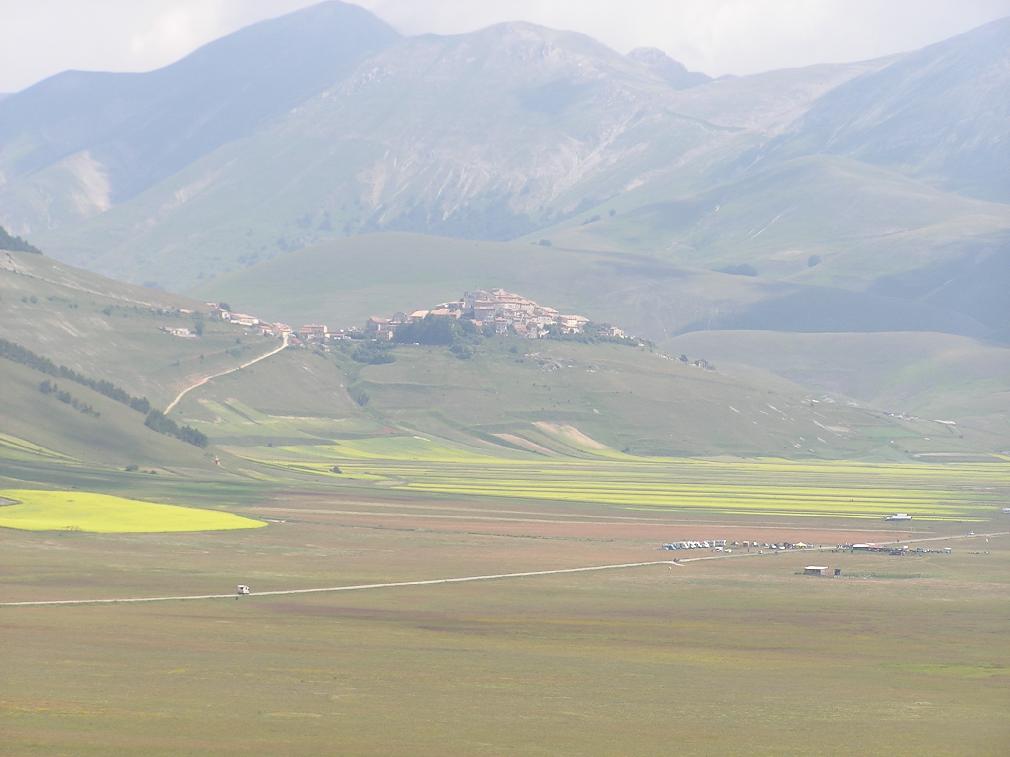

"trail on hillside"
[2,531,1003,609]
[2,263,165,309]
[164,332,288,414]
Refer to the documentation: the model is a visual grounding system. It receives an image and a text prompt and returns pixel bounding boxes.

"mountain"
[524,155,1010,339]
[765,16,1010,202]
[29,19,760,288]
[1,3,895,291]
[626,48,710,89]
[0,3,1006,344]
[0,1,398,235]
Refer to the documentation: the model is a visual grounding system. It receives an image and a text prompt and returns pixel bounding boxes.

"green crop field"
[244,439,1010,521]
[0,489,266,533]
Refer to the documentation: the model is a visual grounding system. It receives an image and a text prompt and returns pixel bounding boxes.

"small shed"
[803,566,828,576]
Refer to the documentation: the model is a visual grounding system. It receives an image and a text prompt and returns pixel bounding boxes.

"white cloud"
[129,7,209,58]
[1,0,1008,92]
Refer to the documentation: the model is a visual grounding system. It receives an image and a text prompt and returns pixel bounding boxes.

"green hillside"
[540,156,1010,279]
[668,330,1010,452]
[0,359,216,471]
[169,335,980,461]
[194,232,771,335]
[0,250,281,407]
[0,250,286,477]
[1,241,1003,479]
[196,231,994,343]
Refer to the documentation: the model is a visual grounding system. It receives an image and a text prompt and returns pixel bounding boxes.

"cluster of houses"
[205,303,344,342]
[201,288,632,346]
[364,288,623,341]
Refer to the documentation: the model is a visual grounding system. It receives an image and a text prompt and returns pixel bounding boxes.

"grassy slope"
[533,155,1010,286]
[194,232,778,336]
[173,348,384,447]
[171,336,984,460]
[195,230,991,347]
[0,359,216,471]
[668,330,1010,450]
[0,250,290,473]
[0,250,284,407]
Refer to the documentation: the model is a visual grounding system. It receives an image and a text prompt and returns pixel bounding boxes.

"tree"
[351,343,395,364]
[0,225,42,254]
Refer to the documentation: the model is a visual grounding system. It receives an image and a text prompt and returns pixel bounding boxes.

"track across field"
[3,531,1003,609]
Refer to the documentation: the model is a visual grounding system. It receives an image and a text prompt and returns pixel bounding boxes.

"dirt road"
[2,531,1004,609]
[164,332,288,414]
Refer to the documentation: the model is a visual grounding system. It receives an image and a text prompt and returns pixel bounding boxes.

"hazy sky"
[2,0,1009,92]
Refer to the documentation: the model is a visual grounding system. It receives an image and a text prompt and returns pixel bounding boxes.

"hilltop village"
[203,288,634,345]
[365,289,625,341]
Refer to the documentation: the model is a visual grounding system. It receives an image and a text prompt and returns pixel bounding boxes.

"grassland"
[668,329,1010,450]
[192,231,802,342]
[2,477,1008,754]
[0,489,265,533]
[0,250,277,408]
[4,350,1009,752]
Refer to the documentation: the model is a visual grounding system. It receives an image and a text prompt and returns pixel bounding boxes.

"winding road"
[2,531,1004,609]
[164,332,289,414]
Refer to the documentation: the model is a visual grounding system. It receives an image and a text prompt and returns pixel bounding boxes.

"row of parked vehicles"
[662,540,728,551]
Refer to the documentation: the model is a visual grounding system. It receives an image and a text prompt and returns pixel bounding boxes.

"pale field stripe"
[2,532,1004,609]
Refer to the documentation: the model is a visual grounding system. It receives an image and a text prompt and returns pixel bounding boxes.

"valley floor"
[2,469,1009,755]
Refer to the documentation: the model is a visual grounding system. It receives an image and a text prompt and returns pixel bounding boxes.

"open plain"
[3,457,1009,755]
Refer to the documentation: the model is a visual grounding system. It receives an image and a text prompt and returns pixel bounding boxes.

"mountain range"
[0,1,1008,343]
